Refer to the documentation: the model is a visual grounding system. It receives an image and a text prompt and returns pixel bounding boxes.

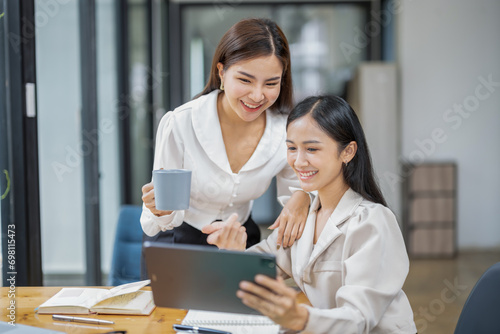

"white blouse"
[140,90,300,236]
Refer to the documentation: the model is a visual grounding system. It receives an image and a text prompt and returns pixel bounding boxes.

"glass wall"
[128,0,154,204]
[182,4,367,103]
[36,0,121,285]
[36,0,85,285]
[1,1,43,287]
[277,5,368,102]
[97,0,121,281]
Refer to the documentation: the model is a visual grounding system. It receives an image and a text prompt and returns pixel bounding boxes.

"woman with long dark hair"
[140,18,310,278]
[205,95,417,333]
[286,95,387,207]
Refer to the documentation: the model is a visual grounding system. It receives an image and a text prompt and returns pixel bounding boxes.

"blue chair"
[108,205,143,286]
[454,261,500,334]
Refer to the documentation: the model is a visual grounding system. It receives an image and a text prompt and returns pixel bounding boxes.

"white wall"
[397,0,500,249]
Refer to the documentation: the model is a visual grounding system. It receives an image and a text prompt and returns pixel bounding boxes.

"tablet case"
[144,241,276,314]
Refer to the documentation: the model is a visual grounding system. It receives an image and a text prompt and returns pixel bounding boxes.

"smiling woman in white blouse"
[204,95,417,334]
[139,18,311,279]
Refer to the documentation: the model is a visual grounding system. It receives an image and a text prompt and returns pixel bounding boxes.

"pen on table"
[173,324,232,334]
[52,314,115,325]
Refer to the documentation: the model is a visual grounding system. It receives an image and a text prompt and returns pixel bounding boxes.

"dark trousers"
[141,215,261,279]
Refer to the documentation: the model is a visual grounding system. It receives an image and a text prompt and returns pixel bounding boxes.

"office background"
[1,0,499,298]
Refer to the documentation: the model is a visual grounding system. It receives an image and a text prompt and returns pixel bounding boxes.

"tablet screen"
[144,241,276,314]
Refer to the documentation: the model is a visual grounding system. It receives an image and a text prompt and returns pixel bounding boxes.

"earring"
[344,161,349,167]
[220,81,224,91]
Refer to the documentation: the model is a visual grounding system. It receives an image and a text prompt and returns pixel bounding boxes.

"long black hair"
[286,95,387,206]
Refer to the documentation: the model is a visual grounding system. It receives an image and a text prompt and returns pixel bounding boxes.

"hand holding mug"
[141,182,173,217]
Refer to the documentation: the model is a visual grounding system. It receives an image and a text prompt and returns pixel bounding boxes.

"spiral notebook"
[181,310,280,334]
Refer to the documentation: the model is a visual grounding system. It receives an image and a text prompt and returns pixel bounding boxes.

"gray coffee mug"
[153,169,192,211]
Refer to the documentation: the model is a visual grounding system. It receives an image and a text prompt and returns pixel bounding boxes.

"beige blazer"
[249,188,417,334]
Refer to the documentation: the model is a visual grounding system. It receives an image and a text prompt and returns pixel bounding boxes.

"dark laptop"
[144,241,276,314]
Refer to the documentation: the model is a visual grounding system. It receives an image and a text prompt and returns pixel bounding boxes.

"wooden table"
[0,286,186,333]
[1,286,310,333]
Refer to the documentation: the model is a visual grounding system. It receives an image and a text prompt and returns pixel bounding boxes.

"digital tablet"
[144,241,276,314]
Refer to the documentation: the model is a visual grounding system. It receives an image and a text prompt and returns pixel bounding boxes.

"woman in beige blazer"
[204,95,417,333]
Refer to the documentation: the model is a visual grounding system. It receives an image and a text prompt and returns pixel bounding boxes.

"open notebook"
[181,310,280,334]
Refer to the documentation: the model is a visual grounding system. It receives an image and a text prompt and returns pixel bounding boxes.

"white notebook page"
[180,310,280,334]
